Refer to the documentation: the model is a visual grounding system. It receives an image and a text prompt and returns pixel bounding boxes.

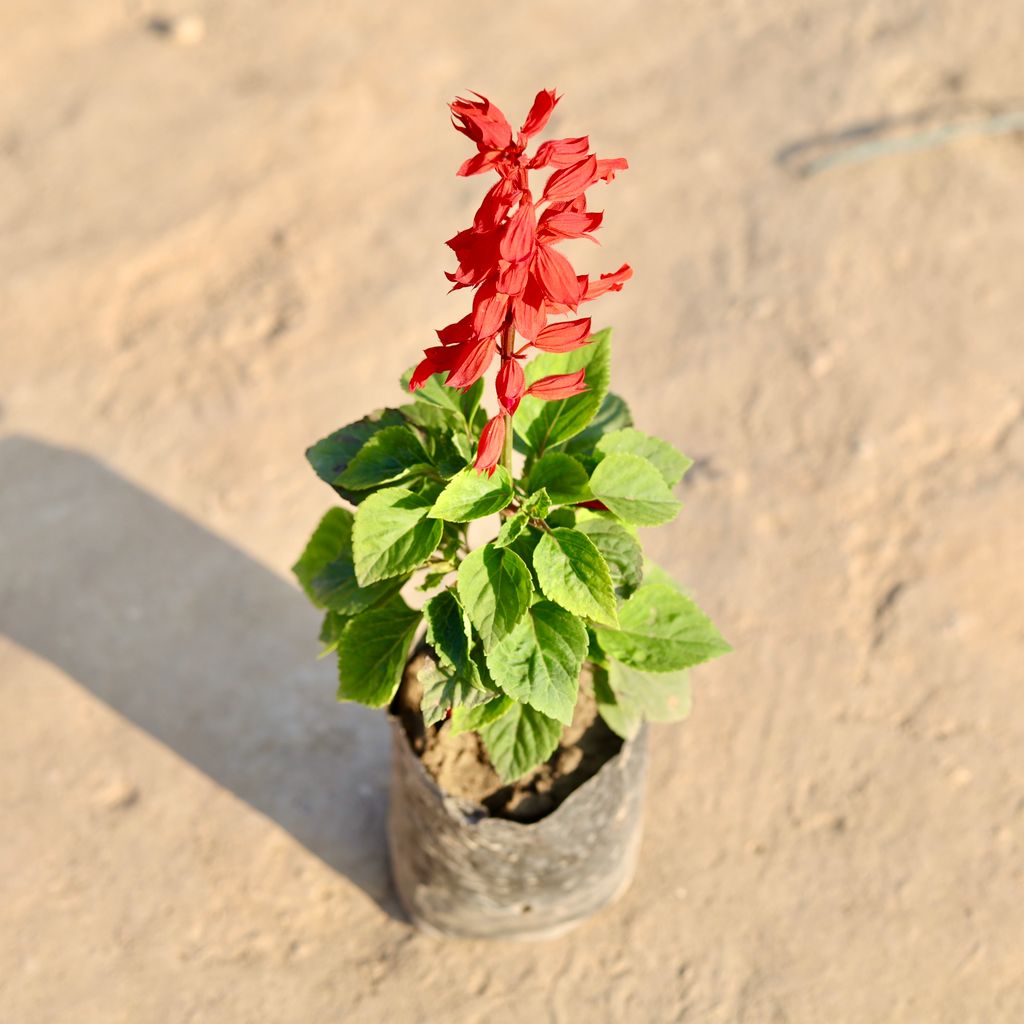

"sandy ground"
[2,1,1023,1021]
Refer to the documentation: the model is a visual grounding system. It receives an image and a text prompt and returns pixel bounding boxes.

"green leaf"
[485,601,587,724]
[423,588,483,690]
[450,694,514,736]
[592,664,642,740]
[495,509,530,548]
[563,391,634,455]
[306,408,406,503]
[352,486,443,585]
[574,518,644,597]
[456,543,533,648]
[595,583,731,672]
[595,428,692,487]
[481,700,563,782]
[532,527,618,627]
[293,507,407,613]
[609,660,692,723]
[589,452,682,526]
[418,660,493,728]
[336,425,431,490]
[514,329,611,454]
[318,610,349,656]
[336,596,421,707]
[428,466,514,522]
[525,452,592,504]
[398,400,454,432]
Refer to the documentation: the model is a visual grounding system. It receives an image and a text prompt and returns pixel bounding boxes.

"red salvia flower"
[474,415,506,476]
[410,88,631,472]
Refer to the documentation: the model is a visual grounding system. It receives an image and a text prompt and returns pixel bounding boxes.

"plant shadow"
[0,433,401,919]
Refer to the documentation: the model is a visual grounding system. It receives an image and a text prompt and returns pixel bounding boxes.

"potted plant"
[293,89,730,939]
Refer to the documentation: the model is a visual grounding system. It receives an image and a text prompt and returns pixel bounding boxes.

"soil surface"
[397,653,623,822]
[2,2,1023,1023]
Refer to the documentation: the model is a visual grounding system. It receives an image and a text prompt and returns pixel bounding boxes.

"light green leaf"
[563,391,634,455]
[485,601,588,724]
[429,466,514,522]
[306,408,407,503]
[595,583,731,672]
[418,659,493,727]
[352,486,443,585]
[495,509,530,548]
[514,330,611,454]
[481,700,563,782]
[589,452,682,526]
[456,543,532,648]
[609,660,692,722]
[592,664,642,740]
[532,527,618,627]
[336,596,421,706]
[293,507,407,613]
[526,452,592,505]
[450,695,514,736]
[574,517,643,597]
[595,428,692,487]
[318,610,350,657]
[335,425,430,490]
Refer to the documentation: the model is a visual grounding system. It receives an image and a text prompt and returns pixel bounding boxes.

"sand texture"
[2,1,1022,1021]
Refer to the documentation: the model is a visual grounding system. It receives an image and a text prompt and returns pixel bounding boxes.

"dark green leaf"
[481,700,563,782]
[306,408,406,503]
[352,486,443,585]
[418,659,493,728]
[457,542,533,648]
[562,391,634,455]
[336,596,421,706]
[318,610,349,656]
[532,527,618,627]
[450,694,514,736]
[526,452,592,505]
[423,588,476,680]
[429,466,513,522]
[595,583,731,672]
[485,601,588,724]
[595,428,692,487]
[588,452,682,526]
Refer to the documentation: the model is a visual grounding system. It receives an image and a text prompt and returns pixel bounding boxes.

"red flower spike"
[496,358,526,415]
[446,335,496,390]
[535,243,582,308]
[525,369,588,401]
[520,89,559,140]
[474,415,506,476]
[580,263,633,302]
[540,154,598,203]
[533,317,592,353]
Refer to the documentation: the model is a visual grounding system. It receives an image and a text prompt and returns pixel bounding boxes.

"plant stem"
[499,319,516,476]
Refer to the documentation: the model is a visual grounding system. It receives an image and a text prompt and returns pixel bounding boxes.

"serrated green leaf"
[306,408,406,503]
[495,509,530,548]
[485,601,587,724]
[562,391,634,455]
[574,518,644,598]
[336,425,431,490]
[595,583,731,672]
[428,466,513,522]
[592,664,642,739]
[526,452,592,505]
[456,542,532,648]
[514,330,611,455]
[398,400,455,432]
[318,610,350,657]
[293,507,407,613]
[589,452,682,526]
[450,694,514,736]
[532,527,618,627]
[423,588,481,688]
[352,486,443,585]
[418,659,493,727]
[481,700,563,782]
[336,596,421,706]
[609,660,692,722]
[595,428,692,487]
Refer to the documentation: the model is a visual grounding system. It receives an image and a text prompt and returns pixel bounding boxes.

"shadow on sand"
[0,434,400,918]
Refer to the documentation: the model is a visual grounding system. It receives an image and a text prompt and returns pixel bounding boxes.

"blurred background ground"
[2,1,1022,1021]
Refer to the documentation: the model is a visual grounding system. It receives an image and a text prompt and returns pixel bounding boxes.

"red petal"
[532,317,592,353]
[595,157,629,182]
[473,415,506,476]
[499,201,537,264]
[534,243,581,308]
[496,359,526,415]
[529,136,590,169]
[445,336,496,390]
[436,313,475,345]
[450,94,513,151]
[524,369,588,401]
[457,151,501,177]
[520,89,559,140]
[512,276,548,341]
[537,208,603,242]
[581,263,633,301]
[540,155,598,203]
[474,177,521,231]
[471,280,511,339]
[497,258,530,297]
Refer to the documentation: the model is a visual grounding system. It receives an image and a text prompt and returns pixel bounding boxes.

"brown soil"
[393,651,623,822]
